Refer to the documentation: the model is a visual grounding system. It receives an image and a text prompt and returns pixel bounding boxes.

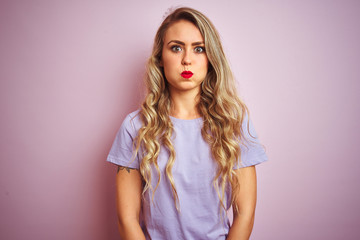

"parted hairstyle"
[134,7,250,212]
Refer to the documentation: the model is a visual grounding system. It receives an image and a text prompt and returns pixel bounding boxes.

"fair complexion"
[116,166,145,240]
[227,166,257,240]
[161,19,208,119]
[115,19,257,240]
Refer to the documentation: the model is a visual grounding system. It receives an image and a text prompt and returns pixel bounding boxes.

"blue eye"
[194,46,205,53]
[171,45,182,52]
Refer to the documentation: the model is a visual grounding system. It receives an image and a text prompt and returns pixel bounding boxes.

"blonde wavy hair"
[134,7,250,212]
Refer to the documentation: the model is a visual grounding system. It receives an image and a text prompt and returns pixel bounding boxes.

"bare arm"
[116,166,146,240]
[227,166,257,240]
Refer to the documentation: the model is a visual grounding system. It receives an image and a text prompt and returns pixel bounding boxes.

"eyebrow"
[167,40,204,46]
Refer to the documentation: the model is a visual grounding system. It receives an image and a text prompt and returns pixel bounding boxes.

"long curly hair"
[134,7,250,212]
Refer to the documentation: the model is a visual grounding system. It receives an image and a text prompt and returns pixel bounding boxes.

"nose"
[182,50,191,66]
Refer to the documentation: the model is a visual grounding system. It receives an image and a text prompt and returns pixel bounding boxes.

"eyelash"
[170,45,205,53]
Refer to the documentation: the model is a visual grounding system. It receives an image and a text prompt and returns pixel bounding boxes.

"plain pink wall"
[1,0,359,239]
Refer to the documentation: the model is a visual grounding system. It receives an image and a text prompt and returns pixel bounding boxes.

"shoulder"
[107,109,143,167]
[115,109,143,141]
[237,112,268,168]
[121,109,142,132]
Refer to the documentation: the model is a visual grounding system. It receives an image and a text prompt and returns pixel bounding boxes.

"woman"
[107,7,268,240]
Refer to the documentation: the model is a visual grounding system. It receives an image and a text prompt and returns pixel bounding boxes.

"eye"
[194,46,205,53]
[171,45,182,52]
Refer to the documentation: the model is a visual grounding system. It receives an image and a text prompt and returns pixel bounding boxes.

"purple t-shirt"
[107,110,268,239]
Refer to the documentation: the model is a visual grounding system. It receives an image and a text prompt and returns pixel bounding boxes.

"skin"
[227,166,257,240]
[160,19,208,119]
[115,19,257,239]
[116,166,145,240]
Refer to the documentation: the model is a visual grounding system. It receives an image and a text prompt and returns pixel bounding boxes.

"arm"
[116,166,146,240]
[227,166,257,240]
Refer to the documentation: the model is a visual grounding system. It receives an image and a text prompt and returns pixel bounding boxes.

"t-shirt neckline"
[169,115,203,124]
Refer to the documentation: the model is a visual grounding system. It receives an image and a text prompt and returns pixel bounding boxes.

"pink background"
[1,0,359,239]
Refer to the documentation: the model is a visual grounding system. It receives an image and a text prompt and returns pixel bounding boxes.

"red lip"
[181,71,193,79]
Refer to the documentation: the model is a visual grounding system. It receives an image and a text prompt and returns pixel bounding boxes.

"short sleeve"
[234,115,268,169]
[106,112,141,169]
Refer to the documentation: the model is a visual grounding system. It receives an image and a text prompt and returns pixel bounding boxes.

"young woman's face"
[161,20,208,96]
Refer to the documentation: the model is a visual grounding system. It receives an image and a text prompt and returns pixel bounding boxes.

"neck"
[169,88,201,120]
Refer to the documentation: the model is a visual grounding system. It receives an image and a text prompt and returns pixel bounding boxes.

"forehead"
[164,20,204,43]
